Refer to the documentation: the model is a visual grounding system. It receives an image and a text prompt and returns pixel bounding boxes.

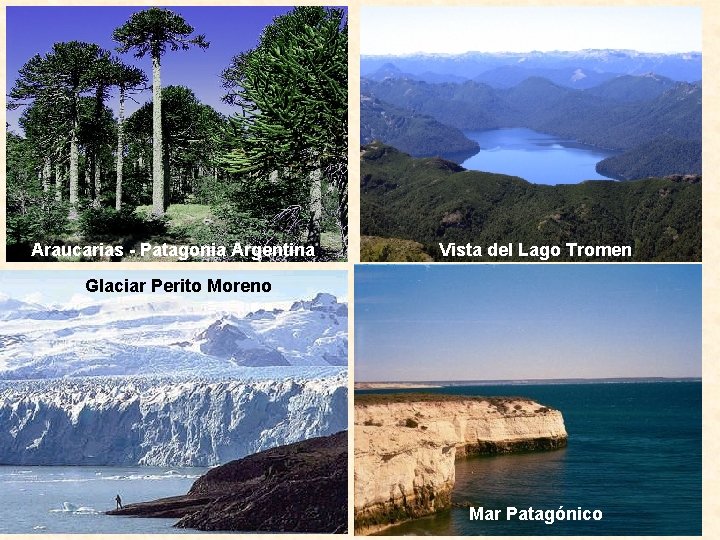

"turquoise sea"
[364,381,701,536]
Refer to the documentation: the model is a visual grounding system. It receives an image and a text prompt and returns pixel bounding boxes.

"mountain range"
[361,50,702,84]
[360,49,701,181]
[0,292,347,379]
[0,292,348,466]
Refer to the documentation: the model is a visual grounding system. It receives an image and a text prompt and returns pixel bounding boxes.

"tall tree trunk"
[85,164,91,200]
[152,54,164,216]
[163,145,171,209]
[55,162,62,202]
[94,153,101,206]
[42,157,51,194]
[69,110,79,220]
[92,84,104,207]
[307,168,322,255]
[335,171,348,257]
[116,87,126,211]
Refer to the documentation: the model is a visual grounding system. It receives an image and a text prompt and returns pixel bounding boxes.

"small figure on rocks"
[115,494,123,510]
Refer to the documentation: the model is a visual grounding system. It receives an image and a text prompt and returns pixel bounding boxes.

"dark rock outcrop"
[107,431,348,533]
[666,174,701,184]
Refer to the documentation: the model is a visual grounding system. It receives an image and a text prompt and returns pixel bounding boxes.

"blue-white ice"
[0,292,348,378]
[0,368,347,466]
[0,293,348,467]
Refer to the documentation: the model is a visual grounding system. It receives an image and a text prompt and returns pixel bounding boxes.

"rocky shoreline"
[354,394,567,534]
[107,431,348,533]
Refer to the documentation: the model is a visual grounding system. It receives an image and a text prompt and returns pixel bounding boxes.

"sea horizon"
[362,380,701,535]
[356,376,701,387]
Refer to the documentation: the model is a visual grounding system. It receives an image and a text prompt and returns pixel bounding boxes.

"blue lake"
[459,128,616,185]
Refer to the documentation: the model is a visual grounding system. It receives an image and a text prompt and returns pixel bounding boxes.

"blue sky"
[361,7,701,55]
[0,270,347,307]
[6,6,343,133]
[355,265,701,381]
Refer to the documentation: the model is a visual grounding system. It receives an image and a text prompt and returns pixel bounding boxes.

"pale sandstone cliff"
[354,394,567,533]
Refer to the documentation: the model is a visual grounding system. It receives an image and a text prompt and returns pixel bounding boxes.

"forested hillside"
[361,75,701,180]
[361,143,701,262]
[7,7,347,261]
[360,95,478,157]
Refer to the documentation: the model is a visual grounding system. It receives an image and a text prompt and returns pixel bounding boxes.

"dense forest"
[7,7,347,261]
[360,95,478,158]
[360,143,701,262]
[361,72,701,180]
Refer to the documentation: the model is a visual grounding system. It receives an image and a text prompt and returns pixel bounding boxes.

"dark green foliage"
[113,8,209,59]
[109,59,147,93]
[361,75,701,180]
[405,418,419,428]
[193,176,231,206]
[360,236,433,262]
[114,7,209,216]
[221,7,346,174]
[360,95,479,157]
[6,131,38,194]
[360,143,701,262]
[18,97,69,164]
[79,207,167,239]
[126,85,228,204]
[6,132,71,246]
[585,73,678,103]
[9,41,108,108]
[7,196,70,247]
[196,175,310,260]
[221,7,348,254]
[361,78,503,131]
[7,9,347,261]
[596,137,702,180]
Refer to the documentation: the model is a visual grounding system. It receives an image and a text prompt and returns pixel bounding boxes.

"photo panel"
[6,6,348,262]
[354,264,701,535]
[359,6,701,262]
[0,270,348,534]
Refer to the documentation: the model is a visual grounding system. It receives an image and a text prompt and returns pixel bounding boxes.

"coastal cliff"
[354,394,567,533]
[108,431,347,533]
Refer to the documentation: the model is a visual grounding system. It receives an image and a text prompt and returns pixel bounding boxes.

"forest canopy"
[6,6,348,261]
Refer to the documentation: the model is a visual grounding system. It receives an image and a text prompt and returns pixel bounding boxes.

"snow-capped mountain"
[0,372,347,466]
[0,293,45,319]
[361,49,702,84]
[0,292,348,466]
[0,293,348,378]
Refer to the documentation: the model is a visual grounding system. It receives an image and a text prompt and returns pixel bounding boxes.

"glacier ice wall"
[0,371,347,467]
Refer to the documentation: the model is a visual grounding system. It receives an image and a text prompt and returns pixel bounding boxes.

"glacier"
[0,292,348,466]
[0,370,347,466]
[0,292,348,378]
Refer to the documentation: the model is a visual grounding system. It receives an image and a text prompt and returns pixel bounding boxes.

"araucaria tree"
[126,85,226,204]
[10,41,111,219]
[221,7,348,255]
[108,61,147,210]
[113,8,208,216]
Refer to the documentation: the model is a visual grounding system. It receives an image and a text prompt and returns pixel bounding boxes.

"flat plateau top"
[355,393,536,406]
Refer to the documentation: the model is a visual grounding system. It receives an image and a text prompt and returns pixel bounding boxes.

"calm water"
[366,381,701,535]
[0,466,208,534]
[459,128,616,184]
